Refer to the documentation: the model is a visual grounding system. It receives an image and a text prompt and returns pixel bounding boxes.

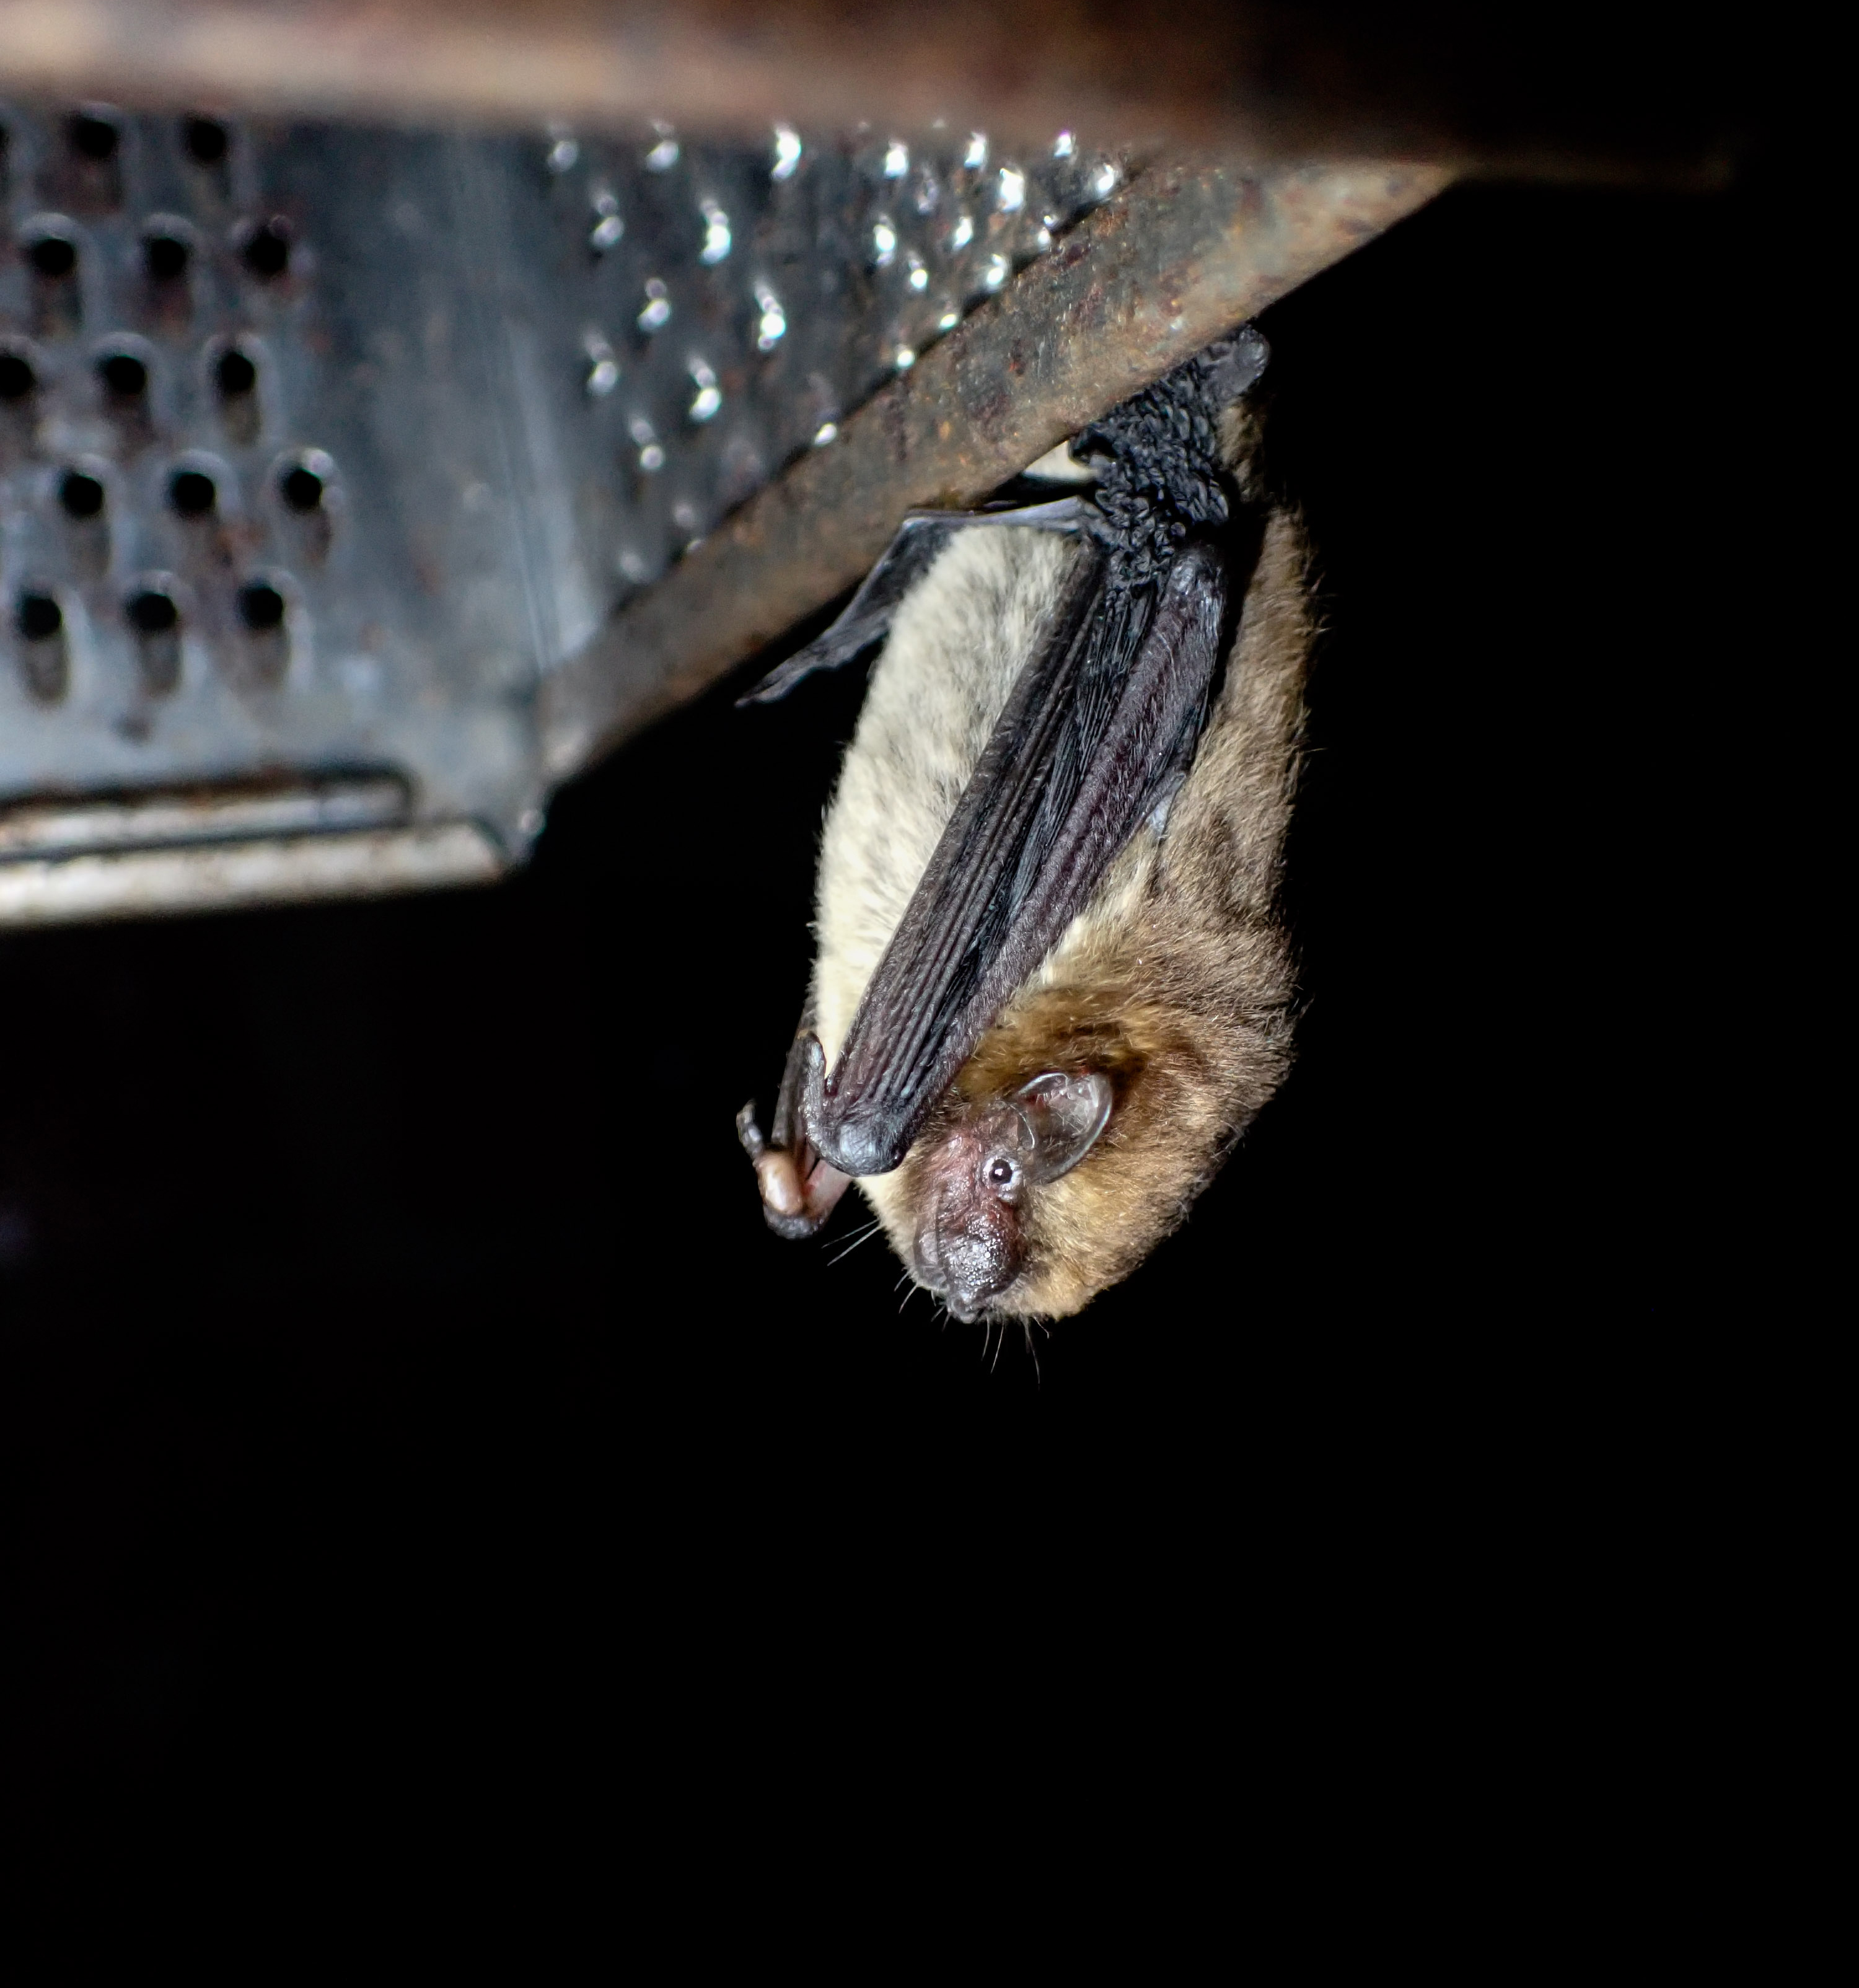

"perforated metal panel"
[0,99,1123,918]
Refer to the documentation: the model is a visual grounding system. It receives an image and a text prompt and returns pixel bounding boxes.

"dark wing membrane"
[738,497,1089,706]
[803,542,1229,1178]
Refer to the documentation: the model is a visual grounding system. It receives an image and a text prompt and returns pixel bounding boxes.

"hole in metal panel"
[16,591,67,702]
[144,232,190,283]
[170,469,216,517]
[0,353,36,400]
[68,113,120,162]
[17,592,62,641]
[59,470,105,519]
[241,218,292,279]
[28,235,77,279]
[126,589,182,694]
[237,583,286,631]
[183,117,229,166]
[100,353,148,398]
[128,589,179,635]
[214,348,257,397]
[281,466,324,513]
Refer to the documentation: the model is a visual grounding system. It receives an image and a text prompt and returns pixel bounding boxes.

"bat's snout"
[911,1122,1028,1319]
[907,1074,1114,1317]
[915,1214,1021,1322]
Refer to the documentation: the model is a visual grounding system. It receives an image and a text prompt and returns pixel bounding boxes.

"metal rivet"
[698,200,731,265]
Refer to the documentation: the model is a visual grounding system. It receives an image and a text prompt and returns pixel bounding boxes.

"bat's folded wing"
[738,498,1090,706]
[803,540,1229,1178]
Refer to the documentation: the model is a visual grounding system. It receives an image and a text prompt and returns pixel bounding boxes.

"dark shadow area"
[2,170,1789,1818]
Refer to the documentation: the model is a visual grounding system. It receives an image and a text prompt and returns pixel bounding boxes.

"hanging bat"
[736,327,1313,1323]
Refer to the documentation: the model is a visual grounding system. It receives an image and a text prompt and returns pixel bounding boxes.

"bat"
[736,327,1314,1323]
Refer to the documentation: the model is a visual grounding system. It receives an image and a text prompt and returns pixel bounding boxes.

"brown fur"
[866,505,1314,1318]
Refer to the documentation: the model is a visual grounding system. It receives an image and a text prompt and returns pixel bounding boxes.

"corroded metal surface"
[540,156,1451,776]
[1,99,1128,921]
[522,119,1129,602]
[0,1,1747,178]
[0,105,555,871]
[1,82,1446,923]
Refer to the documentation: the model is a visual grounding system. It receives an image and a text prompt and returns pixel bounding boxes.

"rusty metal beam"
[538,154,1451,780]
[0,1,1744,174]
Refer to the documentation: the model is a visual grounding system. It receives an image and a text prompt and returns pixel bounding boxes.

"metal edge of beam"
[0,822,506,926]
[0,1,1747,179]
[538,154,1453,783]
[0,0,1329,148]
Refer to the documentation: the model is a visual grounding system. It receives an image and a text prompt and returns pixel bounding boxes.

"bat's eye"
[986,1156,1019,1194]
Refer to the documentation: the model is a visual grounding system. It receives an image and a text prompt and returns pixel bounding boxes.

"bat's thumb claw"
[754,1151,808,1220]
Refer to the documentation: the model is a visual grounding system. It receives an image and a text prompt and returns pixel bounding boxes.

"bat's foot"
[736,1101,851,1241]
[734,1101,767,1159]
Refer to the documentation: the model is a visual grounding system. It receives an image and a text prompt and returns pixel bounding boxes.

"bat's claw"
[737,1099,851,1241]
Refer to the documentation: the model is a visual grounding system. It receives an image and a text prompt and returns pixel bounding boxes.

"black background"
[3,170,1785,1812]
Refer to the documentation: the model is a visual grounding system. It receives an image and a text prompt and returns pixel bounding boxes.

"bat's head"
[903,1071,1112,1322]
[861,975,1290,1324]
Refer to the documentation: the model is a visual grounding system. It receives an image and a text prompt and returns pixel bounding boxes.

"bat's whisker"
[825,1218,882,1265]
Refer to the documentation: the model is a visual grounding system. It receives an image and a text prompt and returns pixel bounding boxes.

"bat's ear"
[1016,1070,1114,1184]
[1205,325,1270,406]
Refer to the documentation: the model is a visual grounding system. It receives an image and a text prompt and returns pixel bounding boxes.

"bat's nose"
[913,1262,982,1325]
[917,1217,1017,1321]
